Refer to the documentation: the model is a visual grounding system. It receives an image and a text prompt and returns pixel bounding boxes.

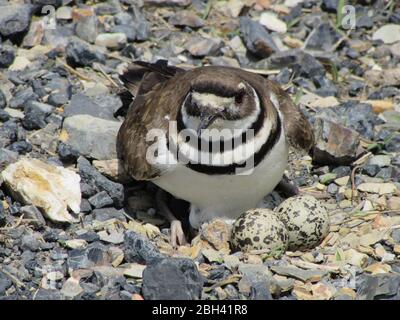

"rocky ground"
[0,0,400,300]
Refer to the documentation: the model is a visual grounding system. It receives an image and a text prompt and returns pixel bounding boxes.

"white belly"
[153,133,289,228]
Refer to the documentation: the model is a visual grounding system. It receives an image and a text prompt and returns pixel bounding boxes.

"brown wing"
[117,62,189,181]
[267,81,314,151]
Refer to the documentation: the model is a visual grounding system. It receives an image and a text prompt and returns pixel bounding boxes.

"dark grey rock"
[22,109,47,130]
[77,157,124,207]
[239,16,278,58]
[348,81,364,96]
[33,289,62,300]
[0,148,18,172]
[332,166,351,177]
[88,191,114,209]
[376,167,399,182]
[62,115,121,160]
[305,22,341,52]
[80,182,97,198]
[20,205,46,229]
[315,102,379,140]
[77,231,100,243]
[368,87,400,100]
[128,5,150,41]
[321,0,338,13]
[124,231,164,264]
[21,234,41,252]
[313,75,338,97]
[361,164,380,177]
[8,140,32,155]
[0,201,5,227]
[327,183,338,194]
[142,257,204,300]
[357,274,400,300]
[0,44,15,68]
[313,118,360,165]
[65,37,106,68]
[64,93,120,120]
[266,49,325,79]
[0,5,32,42]
[9,87,38,109]
[57,142,80,162]
[249,280,272,300]
[79,198,92,213]
[391,229,400,244]
[0,89,7,109]
[31,0,63,7]
[94,0,121,15]
[93,208,127,222]
[0,109,10,122]
[0,272,12,295]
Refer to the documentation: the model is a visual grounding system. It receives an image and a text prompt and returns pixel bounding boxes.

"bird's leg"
[276,176,331,199]
[156,189,188,247]
[276,175,299,198]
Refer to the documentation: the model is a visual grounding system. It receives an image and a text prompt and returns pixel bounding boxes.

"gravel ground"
[0,0,400,300]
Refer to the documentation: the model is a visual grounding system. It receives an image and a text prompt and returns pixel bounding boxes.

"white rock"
[367,155,391,167]
[259,12,287,34]
[65,239,88,249]
[284,0,305,7]
[9,56,30,71]
[123,263,146,278]
[357,183,397,195]
[0,158,81,223]
[95,33,127,49]
[56,6,72,20]
[372,24,400,44]
[61,277,83,299]
[4,107,24,119]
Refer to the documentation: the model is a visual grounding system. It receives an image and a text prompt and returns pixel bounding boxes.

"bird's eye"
[235,91,245,104]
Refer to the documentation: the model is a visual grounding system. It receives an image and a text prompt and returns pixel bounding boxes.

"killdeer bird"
[117,60,314,246]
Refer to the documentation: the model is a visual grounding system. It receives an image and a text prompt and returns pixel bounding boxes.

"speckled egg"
[231,208,288,254]
[275,195,330,251]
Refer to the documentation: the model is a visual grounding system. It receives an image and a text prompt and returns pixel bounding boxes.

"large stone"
[372,24,400,44]
[313,118,361,165]
[357,274,400,300]
[0,158,81,223]
[61,115,121,160]
[124,231,164,264]
[0,5,32,42]
[265,49,325,79]
[142,257,204,300]
[240,17,278,58]
[64,93,121,121]
[77,157,124,207]
[305,22,342,52]
[315,102,378,140]
[65,37,106,68]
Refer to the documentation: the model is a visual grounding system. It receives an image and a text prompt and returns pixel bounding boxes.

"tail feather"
[119,60,182,96]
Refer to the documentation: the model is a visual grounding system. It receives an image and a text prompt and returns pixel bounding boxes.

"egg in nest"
[231,208,288,253]
[275,195,330,251]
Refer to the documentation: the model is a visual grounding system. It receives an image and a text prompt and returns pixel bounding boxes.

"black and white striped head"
[181,76,261,135]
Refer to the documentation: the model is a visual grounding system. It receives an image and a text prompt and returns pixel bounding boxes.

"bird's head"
[181,75,260,136]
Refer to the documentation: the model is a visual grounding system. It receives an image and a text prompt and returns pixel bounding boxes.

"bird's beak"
[197,114,217,136]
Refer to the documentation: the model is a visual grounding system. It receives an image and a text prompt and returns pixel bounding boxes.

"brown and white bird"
[117,60,314,246]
